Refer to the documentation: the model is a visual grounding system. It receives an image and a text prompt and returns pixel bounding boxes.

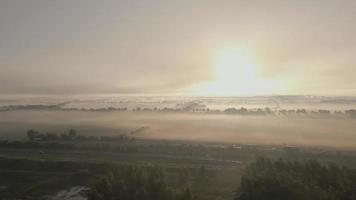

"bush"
[235,158,356,200]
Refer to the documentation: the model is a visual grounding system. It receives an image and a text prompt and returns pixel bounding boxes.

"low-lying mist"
[1,110,356,149]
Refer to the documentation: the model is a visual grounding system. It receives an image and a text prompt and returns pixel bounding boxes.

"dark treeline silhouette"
[235,158,356,200]
[27,129,82,141]
[345,109,356,118]
[224,107,273,115]
[2,103,356,118]
[0,104,128,112]
[26,129,135,142]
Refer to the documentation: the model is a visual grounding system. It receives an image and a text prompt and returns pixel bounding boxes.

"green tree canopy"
[235,158,356,200]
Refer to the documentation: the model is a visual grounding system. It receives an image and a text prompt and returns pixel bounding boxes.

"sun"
[213,48,257,84]
[191,47,277,96]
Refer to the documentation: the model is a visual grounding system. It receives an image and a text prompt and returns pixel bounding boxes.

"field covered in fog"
[1,110,356,149]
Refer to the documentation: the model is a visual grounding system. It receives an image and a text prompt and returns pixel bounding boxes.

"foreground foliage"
[236,158,356,200]
[87,166,193,200]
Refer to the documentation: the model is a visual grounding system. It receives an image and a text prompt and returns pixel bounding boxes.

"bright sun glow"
[214,48,257,84]
[192,47,278,96]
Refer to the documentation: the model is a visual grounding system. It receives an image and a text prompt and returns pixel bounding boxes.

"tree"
[68,129,77,139]
[87,175,114,200]
[27,129,38,141]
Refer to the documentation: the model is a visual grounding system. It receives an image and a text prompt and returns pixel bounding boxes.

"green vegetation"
[0,154,238,199]
[2,131,356,199]
[236,158,356,200]
[0,157,108,199]
[87,167,192,200]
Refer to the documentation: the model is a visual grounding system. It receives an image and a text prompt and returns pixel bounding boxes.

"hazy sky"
[0,0,355,95]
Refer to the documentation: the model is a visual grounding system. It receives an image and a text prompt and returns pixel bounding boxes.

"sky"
[0,0,355,96]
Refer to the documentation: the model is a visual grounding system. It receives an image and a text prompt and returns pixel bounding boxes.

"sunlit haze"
[0,0,355,96]
[191,47,284,95]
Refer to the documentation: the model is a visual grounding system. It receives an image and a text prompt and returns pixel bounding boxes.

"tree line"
[26,129,135,142]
